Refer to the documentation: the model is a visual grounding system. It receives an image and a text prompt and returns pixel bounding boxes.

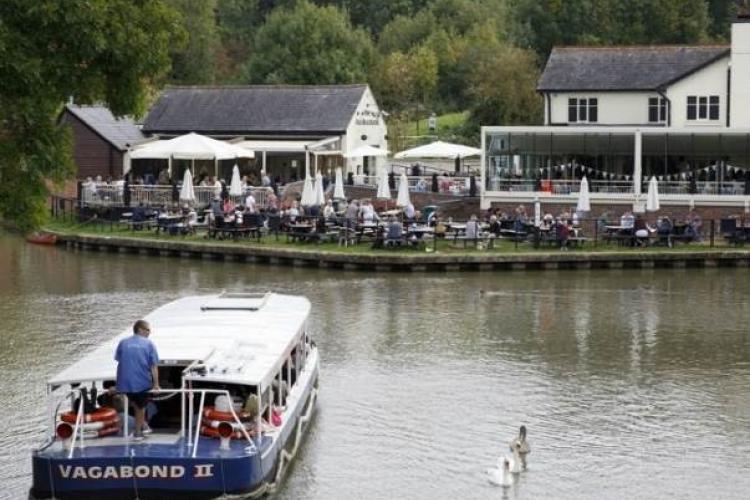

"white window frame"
[687,95,720,122]
[648,97,667,123]
[567,98,598,124]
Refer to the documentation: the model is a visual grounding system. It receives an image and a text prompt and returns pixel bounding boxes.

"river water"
[0,234,748,500]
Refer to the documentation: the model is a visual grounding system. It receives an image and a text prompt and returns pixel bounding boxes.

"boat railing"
[56,387,258,459]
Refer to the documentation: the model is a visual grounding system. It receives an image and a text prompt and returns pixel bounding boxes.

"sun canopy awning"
[395,140,480,159]
[129,132,254,160]
[235,139,316,153]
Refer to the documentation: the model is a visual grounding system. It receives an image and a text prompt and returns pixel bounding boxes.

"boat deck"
[37,431,272,460]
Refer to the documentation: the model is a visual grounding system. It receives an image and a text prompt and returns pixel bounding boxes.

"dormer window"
[568,98,598,123]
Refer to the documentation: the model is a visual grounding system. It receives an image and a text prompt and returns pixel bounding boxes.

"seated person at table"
[634,216,654,246]
[404,202,416,222]
[132,203,147,228]
[620,211,635,232]
[287,201,300,222]
[540,213,554,230]
[433,215,447,238]
[488,215,502,236]
[223,198,235,214]
[385,216,403,246]
[360,200,379,223]
[465,215,481,239]
[656,216,672,245]
[344,200,358,226]
[323,200,335,220]
[686,210,702,241]
[210,197,223,224]
[234,206,245,226]
[244,192,257,214]
[597,211,611,233]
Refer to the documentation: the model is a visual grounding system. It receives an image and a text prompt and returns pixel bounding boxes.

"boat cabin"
[44,292,313,447]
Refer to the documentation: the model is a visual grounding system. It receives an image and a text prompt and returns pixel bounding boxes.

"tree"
[317,0,430,35]
[371,45,438,113]
[511,0,712,58]
[464,28,543,131]
[167,0,220,84]
[244,1,374,84]
[0,0,183,231]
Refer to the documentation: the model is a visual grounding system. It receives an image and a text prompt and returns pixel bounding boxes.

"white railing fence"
[80,184,271,208]
[486,179,633,194]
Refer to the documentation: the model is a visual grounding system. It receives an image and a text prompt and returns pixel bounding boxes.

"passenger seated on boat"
[97,380,136,436]
[271,378,289,407]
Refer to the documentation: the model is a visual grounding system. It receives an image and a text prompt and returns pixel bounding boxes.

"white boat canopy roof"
[394,140,480,159]
[47,293,310,391]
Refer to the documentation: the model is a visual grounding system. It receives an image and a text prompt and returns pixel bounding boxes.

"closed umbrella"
[229,164,243,197]
[376,166,391,199]
[576,176,591,212]
[314,172,325,206]
[647,176,660,212]
[396,172,411,207]
[333,167,345,200]
[300,167,315,207]
[179,169,196,203]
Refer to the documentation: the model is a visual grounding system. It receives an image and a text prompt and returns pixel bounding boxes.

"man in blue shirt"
[115,319,160,440]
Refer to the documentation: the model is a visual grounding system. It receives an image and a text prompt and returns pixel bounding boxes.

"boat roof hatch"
[201,292,271,312]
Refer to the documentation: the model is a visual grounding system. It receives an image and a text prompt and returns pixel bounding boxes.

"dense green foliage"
[244,1,374,84]
[0,0,183,231]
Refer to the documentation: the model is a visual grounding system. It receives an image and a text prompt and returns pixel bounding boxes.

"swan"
[486,457,513,487]
[508,425,530,470]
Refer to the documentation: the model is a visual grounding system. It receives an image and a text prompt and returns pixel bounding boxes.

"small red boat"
[26,232,57,245]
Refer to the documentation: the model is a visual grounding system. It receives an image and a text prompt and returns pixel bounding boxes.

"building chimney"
[730,6,750,127]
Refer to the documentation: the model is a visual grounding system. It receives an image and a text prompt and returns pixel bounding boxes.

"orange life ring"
[60,407,118,424]
[71,417,120,431]
[202,406,252,422]
[200,425,252,440]
[205,419,254,431]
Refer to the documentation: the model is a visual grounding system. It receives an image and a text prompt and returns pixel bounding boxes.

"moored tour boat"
[30,292,320,499]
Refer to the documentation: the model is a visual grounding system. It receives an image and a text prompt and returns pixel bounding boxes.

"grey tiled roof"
[65,105,144,150]
[142,85,369,135]
[537,46,730,91]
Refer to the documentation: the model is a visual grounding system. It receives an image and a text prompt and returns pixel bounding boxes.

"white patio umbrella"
[396,172,411,207]
[376,166,391,199]
[229,164,243,197]
[576,176,591,212]
[394,140,481,160]
[129,132,254,160]
[314,172,325,206]
[300,166,315,207]
[333,167,345,200]
[179,168,196,203]
[647,176,660,212]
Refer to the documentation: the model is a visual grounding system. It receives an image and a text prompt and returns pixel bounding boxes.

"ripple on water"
[0,236,749,500]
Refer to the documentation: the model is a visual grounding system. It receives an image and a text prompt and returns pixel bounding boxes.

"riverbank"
[43,222,750,272]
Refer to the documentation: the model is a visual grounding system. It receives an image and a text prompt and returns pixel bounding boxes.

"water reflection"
[0,234,748,499]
